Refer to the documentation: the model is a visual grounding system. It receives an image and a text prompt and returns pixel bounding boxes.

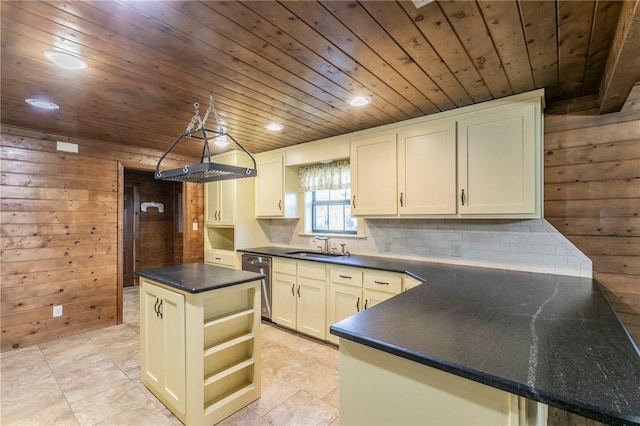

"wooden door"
[123,185,136,287]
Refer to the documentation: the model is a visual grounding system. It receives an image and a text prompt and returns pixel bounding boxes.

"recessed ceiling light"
[213,135,229,147]
[266,123,283,131]
[25,98,59,110]
[349,96,372,107]
[43,49,88,70]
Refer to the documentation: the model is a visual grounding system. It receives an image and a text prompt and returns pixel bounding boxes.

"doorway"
[123,170,184,286]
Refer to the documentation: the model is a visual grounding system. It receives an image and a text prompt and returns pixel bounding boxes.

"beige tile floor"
[1,286,340,426]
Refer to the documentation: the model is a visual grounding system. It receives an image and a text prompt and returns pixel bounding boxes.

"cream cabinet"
[339,339,547,426]
[349,131,397,216]
[140,277,261,425]
[204,151,271,268]
[350,120,457,217]
[403,274,423,291]
[272,258,297,328]
[296,262,327,340]
[457,102,540,217]
[205,179,236,225]
[327,266,402,344]
[255,153,298,218]
[397,120,457,215]
[348,91,542,219]
[272,258,326,340]
[141,280,186,415]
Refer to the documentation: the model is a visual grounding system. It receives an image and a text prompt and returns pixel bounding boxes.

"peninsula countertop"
[136,262,265,293]
[239,246,640,425]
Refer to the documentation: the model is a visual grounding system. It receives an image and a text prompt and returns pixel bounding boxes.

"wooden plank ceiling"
[1,1,637,158]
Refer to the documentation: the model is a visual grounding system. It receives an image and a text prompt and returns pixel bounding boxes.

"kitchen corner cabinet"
[327,266,402,344]
[255,153,298,218]
[457,102,539,217]
[140,277,261,425]
[272,258,326,340]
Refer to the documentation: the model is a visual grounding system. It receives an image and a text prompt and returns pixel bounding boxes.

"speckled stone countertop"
[239,246,640,425]
[136,263,264,293]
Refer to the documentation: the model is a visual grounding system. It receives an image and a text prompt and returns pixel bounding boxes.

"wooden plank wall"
[0,126,203,351]
[545,83,640,346]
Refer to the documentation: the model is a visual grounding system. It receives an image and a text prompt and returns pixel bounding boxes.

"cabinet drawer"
[273,259,297,275]
[363,270,402,294]
[298,261,326,280]
[330,267,363,287]
[205,249,236,267]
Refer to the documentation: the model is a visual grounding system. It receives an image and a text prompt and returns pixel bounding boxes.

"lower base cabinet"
[327,266,402,345]
[339,339,547,426]
[272,259,327,340]
[140,278,261,425]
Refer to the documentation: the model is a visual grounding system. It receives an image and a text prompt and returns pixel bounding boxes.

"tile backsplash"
[267,218,592,278]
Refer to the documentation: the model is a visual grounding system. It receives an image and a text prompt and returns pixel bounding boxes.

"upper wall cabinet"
[255,153,298,218]
[348,92,542,219]
[350,120,457,216]
[397,120,457,215]
[457,102,539,217]
[350,131,398,216]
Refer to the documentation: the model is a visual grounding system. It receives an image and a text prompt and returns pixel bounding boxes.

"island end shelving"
[137,263,264,425]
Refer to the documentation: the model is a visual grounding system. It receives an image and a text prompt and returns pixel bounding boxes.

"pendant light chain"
[185,95,224,134]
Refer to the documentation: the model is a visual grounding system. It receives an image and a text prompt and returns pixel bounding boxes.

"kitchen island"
[239,247,640,425]
[136,263,265,426]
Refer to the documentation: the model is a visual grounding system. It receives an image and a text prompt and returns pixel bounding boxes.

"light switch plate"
[452,244,461,257]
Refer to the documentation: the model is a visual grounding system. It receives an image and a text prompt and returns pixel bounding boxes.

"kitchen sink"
[285,250,344,258]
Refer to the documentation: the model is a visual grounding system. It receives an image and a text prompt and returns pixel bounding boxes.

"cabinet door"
[205,180,236,225]
[272,272,296,329]
[140,282,186,414]
[217,179,236,225]
[457,103,538,216]
[398,120,457,215]
[350,132,397,215]
[255,154,284,217]
[297,276,326,340]
[204,182,221,224]
[363,289,396,310]
[327,283,362,344]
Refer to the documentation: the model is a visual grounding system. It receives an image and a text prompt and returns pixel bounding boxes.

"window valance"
[298,160,350,192]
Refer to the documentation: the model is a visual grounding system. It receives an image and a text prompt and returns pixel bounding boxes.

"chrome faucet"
[312,236,329,253]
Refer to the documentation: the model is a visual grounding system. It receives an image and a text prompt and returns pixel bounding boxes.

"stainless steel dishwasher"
[241,254,272,320]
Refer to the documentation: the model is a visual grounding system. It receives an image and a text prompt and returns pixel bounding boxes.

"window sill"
[297,232,367,240]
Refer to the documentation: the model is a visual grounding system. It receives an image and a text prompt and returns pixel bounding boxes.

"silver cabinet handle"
[364,299,368,310]
[339,275,352,279]
[352,195,356,208]
[400,192,404,207]
[374,280,389,285]
[291,283,295,296]
[356,296,360,312]
[297,285,301,298]
[461,189,466,206]
[278,200,282,211]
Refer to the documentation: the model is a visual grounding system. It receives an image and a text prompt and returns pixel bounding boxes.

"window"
[311,189,357,234]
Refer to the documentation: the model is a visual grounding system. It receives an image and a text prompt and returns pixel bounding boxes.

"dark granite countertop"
[136,263,264,294]
[239,246,640,425]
